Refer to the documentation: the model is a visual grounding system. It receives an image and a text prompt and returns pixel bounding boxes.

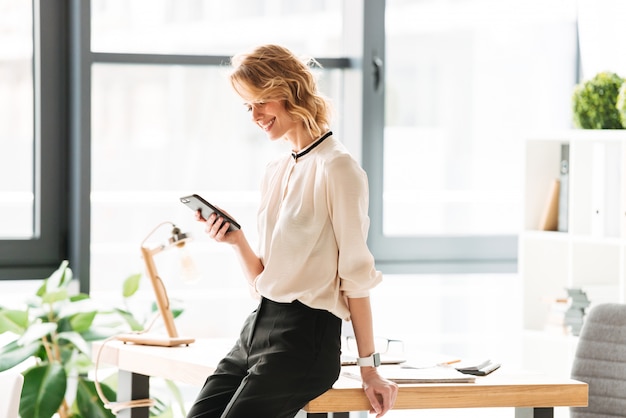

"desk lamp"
[117,221,196,347]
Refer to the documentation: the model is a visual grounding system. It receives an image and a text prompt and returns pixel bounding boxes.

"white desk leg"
[117,370,150,418]
[515,407,554,418]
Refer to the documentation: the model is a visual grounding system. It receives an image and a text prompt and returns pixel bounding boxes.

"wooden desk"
[94,338,587,418]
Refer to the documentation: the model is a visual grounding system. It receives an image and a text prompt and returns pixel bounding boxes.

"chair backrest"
[0,371,24,418]
[570,303,626,417]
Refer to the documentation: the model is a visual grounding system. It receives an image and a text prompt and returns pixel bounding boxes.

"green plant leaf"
[67,351,94,375]
[0,339,42,371]
[104,370,118,386]
[75,378,116,418]
[165,378,187,417]
[61,297,100,316]
[41,288,69,304]
[123,273,143,298]
[56,331,90,356]
[172,308,184,319]
[20,363,67,418]
[56,316,73,333]
[70,293,90,302]
[0,309,29,334]
[152,299,185,319]
[115,308,144,331]
[45,260,71,291]
[58,342,76,367]
[151,403,174,418]
[18,322,57,346]
[58,260,73,287]
[35,281,46,298]
[69,310,97,332]
[80,327,121,341]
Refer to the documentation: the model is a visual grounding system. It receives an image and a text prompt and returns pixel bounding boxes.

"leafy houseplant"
[572,71,625,129]
[0,261,180,418]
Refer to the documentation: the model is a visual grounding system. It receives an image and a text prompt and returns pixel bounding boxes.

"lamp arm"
[140,245,179,338]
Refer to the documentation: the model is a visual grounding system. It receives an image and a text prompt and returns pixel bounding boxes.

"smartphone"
[180,194,241,232]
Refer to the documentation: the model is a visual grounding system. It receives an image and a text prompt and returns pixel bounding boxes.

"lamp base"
[116,333,195,347]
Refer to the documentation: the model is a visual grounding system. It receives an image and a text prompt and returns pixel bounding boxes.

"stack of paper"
[342,365,476,384]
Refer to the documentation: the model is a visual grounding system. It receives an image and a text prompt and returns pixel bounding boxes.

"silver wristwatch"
[356,352,381,367]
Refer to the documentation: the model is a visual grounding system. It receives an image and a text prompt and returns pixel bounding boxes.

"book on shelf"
[538,178,560,231]
[342,365,476,384]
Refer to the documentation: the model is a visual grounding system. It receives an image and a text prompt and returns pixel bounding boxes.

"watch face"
[373,352,381,367]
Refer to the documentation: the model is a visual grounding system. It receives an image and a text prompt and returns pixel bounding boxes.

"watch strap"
[356,352,381,367]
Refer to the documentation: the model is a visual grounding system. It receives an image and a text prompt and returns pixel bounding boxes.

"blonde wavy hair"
[229,44,332,140]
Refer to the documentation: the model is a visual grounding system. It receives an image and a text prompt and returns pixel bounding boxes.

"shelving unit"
[520,130,626,375]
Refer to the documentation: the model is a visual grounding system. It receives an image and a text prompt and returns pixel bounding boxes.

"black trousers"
[187,297,342,418]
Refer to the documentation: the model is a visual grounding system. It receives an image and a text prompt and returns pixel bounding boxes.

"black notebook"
[455,359,501,376]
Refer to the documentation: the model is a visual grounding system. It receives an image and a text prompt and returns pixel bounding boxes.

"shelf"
[524,130,626,238]
[521,130,626,326]
[521,130,626,381]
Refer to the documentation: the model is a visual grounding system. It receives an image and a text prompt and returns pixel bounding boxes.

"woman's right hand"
[195,209,241,245]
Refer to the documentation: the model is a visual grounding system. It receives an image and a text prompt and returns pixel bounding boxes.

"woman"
[187,44,398,418]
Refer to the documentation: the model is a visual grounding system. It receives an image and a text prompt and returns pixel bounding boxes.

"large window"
[0,0,585,285]
[364,0,579,273]
[0,0,68,280]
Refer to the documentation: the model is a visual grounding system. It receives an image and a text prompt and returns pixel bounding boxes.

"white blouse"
[254,134,382,320]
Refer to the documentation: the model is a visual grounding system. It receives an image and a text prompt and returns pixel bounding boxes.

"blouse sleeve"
[325,154,382,298]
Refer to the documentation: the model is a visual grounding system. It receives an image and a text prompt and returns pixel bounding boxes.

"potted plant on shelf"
[572,71,625,129]
[0,261,184,418]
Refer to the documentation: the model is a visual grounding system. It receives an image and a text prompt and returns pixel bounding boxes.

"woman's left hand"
[360,367,398,417]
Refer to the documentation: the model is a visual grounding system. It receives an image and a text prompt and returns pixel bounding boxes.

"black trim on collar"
[291,131,333,161]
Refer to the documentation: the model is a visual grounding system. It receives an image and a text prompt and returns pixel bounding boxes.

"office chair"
[570,303,626,417]
[0,371,24,418]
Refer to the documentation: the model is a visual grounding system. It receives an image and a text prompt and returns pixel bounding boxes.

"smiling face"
[236,82,308,148]
[244,100,293,140]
